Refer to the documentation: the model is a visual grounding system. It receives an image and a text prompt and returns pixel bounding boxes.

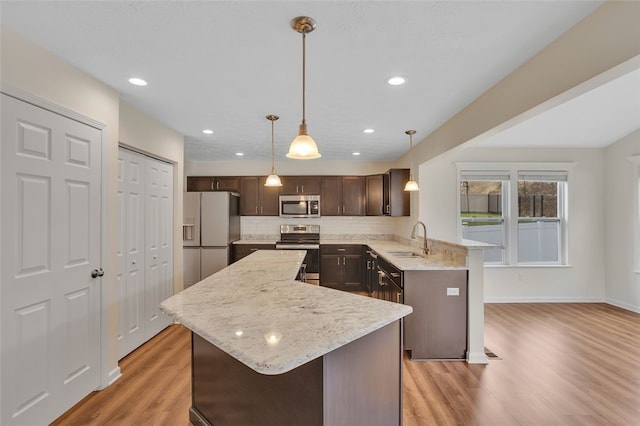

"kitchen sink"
[387,251,423,258]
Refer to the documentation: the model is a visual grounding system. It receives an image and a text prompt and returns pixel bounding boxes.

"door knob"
[91,268,105,278]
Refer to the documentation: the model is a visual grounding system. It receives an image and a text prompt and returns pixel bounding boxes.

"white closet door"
[117,149,146,359]
[1,94,102,425]
[144,158,173,340]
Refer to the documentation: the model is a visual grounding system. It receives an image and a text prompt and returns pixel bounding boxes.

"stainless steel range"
[276,224,320,285]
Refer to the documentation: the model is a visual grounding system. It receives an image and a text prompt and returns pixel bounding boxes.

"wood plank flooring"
[53,303,640,425]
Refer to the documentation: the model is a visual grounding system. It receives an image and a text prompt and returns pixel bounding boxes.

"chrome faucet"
[411,221,430,255]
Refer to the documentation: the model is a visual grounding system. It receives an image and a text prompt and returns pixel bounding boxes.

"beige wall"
[1,27,185,385]
[400,0,640,187]
[604,129,640,313]
[119,101,184,294]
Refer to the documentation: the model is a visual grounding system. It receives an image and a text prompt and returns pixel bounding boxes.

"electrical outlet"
[447,287,459,296]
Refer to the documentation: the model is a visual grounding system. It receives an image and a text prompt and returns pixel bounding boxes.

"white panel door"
[117,149,146,359]
[144,158,173,340]
[1,94,102,425]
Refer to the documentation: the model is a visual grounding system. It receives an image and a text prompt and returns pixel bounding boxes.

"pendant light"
[404,130,420,191]
[287,16,321,160]
[265,114,283,187]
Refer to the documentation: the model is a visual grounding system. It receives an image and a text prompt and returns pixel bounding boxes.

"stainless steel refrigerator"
[183,192,240,288]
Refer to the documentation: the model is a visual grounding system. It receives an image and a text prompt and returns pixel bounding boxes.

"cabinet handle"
[260,206,263,214]
[216,181,220,190]
[343,257,346,265]
[390,272,400,278]
[337,206,340,214]
[211,181,214,191]
[255,206,258,214]
[367,260,371,269]
[397,292,402,304]
[301,185,304,193]
[337,248,346,252]
[337,257,340,266]
[296,185,299,193]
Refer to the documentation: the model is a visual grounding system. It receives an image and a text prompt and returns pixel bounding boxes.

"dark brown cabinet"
[187,176,239,192]
[321,176,365,216]
[366,175,384,215]
[320,245,364,291]
[365,169,410,216]
[281,176,321,195]
[232,243,276,263]
[239,176,280,216]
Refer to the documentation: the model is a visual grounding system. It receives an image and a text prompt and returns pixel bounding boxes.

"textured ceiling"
[1,1,608,162]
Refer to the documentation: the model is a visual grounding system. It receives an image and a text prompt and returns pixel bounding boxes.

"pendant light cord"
[271,119,276,173]
[409,133,414,177]
[302,32,306,125]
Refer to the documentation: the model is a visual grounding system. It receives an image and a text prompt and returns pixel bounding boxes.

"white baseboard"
[484,296,604,303]
[605,298,640,314]
[99,366,122,390]
[466,350,488,365]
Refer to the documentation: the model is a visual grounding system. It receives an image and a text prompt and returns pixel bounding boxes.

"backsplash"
[241,216,412,240]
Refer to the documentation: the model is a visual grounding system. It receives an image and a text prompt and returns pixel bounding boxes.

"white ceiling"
[3,0,631,163]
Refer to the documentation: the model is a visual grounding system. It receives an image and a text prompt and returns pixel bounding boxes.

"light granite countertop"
[160,250,412,375]
[233,238,467,271]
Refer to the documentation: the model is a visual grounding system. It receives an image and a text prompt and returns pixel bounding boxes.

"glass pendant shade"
[404,178,420,191]
[287,124,321,159]
[265,172,282,187]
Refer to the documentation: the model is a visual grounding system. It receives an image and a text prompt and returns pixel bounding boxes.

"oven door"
[276,244,319,285]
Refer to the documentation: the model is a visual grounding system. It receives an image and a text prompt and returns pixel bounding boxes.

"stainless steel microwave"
[279,195,321,218]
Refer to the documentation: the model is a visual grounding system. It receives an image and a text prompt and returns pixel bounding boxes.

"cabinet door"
[187,176,215,191]
[388,169,410,216]
[239,177,260,215]
[215,176,239,192]
[343,253,364,291]
[280,176,299,195]
[299,176,321,194]
[342,176,365,216]
[366,175,384,215]
[320,254,342,289]
[321,176,342,216]
[260,181,281,216]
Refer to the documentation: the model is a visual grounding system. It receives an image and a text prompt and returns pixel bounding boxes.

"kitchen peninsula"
[160,250,412,426]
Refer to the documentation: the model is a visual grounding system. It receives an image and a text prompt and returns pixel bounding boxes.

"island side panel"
[190,333,323,426]
[323,320,402,426]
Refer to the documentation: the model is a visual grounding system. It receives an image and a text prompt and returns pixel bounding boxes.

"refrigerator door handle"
[183,224,195,241]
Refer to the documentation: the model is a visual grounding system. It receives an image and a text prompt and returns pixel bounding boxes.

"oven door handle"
[275,244,319,250]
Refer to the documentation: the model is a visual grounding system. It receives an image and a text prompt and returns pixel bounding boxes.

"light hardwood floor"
[53,303,640,425]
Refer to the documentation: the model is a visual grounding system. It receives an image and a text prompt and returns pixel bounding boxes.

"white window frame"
[456,162,573,267]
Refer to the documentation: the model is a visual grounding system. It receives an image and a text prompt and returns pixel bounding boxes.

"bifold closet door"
[117,148,173,359]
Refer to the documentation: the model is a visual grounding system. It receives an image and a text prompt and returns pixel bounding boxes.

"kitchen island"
[160,250,412,426]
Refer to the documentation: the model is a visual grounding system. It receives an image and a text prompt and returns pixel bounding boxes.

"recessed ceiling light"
[386,76,407,86]
[352,152,361,156]
[128,77,148,86]
[362,129,375,134]
[235,152,244,156]
[202,129,214,135]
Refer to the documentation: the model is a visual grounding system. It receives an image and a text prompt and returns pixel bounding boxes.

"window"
[459,171,509,263]
[517,171,567,264]
[458,165,569,266]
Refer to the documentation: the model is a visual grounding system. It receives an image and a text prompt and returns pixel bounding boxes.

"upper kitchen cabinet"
[366,169,410,216]
[280,176,321,195]
[366,175,384,216]
[321,176,365,216]
[239,176,280,216]
[187,176,239,192]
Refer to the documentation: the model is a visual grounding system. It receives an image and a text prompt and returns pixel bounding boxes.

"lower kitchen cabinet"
[232,243,276,262]
[403,270,468,360]
[320,245,364,291]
